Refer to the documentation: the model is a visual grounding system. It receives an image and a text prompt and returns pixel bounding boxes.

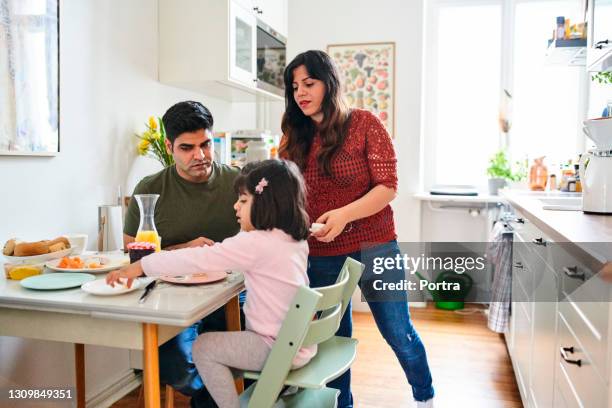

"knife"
[138,280,157,304]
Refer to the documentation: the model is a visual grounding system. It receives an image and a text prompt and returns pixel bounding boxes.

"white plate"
[81,278,141,296]
[4,248,73,264]
[45,256,127,273]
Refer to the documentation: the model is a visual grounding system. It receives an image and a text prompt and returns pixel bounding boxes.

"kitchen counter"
[413,192,506,204]
[501,189,612,263]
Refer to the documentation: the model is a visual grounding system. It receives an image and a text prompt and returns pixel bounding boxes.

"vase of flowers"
[135,116,174,167]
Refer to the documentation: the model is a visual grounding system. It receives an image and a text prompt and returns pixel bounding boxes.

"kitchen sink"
[539,196,582,211]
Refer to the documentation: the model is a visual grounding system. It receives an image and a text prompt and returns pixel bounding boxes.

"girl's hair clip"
[255,177,269,194]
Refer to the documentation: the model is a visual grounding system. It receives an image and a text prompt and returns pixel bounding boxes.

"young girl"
[106,159,315,408]
[280,50,434,408]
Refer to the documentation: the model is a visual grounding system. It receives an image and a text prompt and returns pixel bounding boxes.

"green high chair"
[238,257,364,407]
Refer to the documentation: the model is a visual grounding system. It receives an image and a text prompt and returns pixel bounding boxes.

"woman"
[279,50,434,408]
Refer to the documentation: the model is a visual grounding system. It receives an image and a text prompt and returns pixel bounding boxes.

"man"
[124,101,240,407]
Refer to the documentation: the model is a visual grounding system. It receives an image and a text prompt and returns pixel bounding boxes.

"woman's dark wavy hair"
[233,160,310,241]
[279,50,351,177]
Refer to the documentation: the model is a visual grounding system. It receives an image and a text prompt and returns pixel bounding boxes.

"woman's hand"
[313,208,351,242]
[106,261,144,288]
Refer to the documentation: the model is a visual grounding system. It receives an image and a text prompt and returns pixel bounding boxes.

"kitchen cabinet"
[586,0,612,71]
[234,0,287,38]
[159,0,284,101]
[503,193,612,408]
[508,217,557,407]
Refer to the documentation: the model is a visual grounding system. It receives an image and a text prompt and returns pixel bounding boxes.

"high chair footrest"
[239,384,339,408]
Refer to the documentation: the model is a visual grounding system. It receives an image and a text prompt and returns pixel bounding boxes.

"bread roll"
[14,241,50,256]
[47,237,70,249]
[3,239,16,256]
[48,242,67,253]
[11,236,71,257]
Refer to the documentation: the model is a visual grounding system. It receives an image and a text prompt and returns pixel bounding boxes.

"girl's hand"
[313,208,351,242]
[106,261,144,288]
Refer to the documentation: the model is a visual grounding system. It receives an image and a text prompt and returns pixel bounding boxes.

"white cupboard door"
[257,0,287,38]
[229,1,257,87]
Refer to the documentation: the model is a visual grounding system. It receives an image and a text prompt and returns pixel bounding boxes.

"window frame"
[420,0,588,191]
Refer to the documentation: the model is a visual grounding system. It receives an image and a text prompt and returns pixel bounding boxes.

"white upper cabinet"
[159,0,286,101]
[229,1,257,86]
[255,0,288,38]
[587,0,612,71]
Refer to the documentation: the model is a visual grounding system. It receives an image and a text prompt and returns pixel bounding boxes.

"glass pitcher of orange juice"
[134,194,161,252]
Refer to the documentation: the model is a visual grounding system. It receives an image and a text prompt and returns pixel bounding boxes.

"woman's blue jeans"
[307,240,434,407]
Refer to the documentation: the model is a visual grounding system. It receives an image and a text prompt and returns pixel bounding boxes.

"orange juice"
[135,230,161,252]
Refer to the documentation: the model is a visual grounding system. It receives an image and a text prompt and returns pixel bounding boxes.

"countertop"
[501,189,612,263]
[413,192,506,204]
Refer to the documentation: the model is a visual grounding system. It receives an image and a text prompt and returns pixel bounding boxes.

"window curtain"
[0,0,58,153]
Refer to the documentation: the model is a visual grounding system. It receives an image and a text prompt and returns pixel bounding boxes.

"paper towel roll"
[97,205,123,252]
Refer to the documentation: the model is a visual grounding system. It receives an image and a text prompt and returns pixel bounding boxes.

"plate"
[159,271,227,285]
[45,256,127,273]
[81,278,141,296]
[4,248,73,264]
[20,273,96,290]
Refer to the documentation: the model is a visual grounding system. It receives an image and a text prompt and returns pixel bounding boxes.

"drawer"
[559,299,609,382]
[556,312,608,407]
[512,262,531,304]
[556,360,583,408]
[509,213,540,243]
[513,242,534,299]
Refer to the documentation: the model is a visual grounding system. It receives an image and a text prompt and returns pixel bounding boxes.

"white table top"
[0,252,245,327]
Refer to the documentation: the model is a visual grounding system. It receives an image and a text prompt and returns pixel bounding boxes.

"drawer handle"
[563,266,585,281]
[560,346,582,367]
[513,262,524,269]
[532,237,547,246]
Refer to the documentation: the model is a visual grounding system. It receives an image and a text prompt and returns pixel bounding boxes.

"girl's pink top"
[141,228,316,366]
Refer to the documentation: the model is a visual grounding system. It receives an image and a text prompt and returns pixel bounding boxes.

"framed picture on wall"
[327,42,395,138]
[0,0,60,156]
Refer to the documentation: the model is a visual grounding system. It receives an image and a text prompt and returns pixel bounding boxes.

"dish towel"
[487,221,513,333]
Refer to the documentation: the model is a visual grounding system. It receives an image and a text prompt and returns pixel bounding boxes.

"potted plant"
[486,150,525,195]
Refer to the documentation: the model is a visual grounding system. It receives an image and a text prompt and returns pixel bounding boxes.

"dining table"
[0,254,245,408]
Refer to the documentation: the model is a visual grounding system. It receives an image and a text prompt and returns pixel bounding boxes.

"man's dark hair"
[162,101,214,145]
[234,160,310,241]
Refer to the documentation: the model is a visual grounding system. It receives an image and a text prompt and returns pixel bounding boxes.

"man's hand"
[106,261,144,288]
[186,237,215,248]
[312,208,351,243]
[165,237,215,250]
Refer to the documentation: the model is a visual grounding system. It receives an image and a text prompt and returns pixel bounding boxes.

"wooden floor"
[112,303,522,408]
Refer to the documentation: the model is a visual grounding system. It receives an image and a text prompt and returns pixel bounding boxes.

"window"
[510,0,584,172]
[422,0,587,189]
[0,0,59,154]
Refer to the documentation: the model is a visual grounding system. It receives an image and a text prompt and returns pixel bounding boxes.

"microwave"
[256,20,286,97]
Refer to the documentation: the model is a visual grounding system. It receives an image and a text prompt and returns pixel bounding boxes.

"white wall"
[0,0,257,403]
[285,0,424,242]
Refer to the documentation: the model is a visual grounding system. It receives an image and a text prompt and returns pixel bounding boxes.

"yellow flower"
[149,116,158,131]
[138,139,151,155]
[152,131,163,141]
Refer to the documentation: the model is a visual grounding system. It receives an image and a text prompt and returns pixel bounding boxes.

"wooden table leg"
[74,343,85,408]
[143,323,161,408]
[225,295,244,393]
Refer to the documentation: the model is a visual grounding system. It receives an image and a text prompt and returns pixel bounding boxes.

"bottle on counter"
[574,163,582,193]
[529,156,548,191]
[556,16,566,40]
[549,174,557,191]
